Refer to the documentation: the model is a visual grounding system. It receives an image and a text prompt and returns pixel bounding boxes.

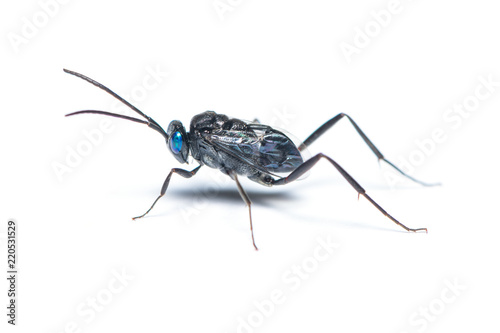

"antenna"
[63,69,169,141]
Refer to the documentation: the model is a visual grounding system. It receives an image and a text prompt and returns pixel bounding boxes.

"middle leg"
[229,170,259,250]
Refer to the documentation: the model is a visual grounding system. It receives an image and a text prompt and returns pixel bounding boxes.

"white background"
[1,1,499,332]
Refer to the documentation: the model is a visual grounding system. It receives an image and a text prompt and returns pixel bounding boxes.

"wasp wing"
[203,124,303,173]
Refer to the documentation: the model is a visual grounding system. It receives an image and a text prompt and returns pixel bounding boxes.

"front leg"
[133,165,202,219]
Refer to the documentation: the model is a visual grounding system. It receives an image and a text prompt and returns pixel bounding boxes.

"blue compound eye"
[170,131,183,154]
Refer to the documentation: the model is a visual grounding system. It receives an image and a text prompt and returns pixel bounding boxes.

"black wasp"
[64,69,436,250]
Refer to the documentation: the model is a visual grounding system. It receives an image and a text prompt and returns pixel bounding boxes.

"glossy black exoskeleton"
[189,111,303,183]
[64,69,437,250]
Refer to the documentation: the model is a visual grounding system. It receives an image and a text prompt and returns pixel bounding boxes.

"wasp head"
[167,120,190,164]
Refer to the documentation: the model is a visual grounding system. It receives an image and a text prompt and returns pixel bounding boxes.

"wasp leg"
[298,113,439,187]
[133,165,202,220]
[229,171,258,251]
[273,153,427,233]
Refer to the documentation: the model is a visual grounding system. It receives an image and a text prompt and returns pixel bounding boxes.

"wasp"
[64,69,436,250]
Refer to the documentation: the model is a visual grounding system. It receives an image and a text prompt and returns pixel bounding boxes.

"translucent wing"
[204,123,303,173]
